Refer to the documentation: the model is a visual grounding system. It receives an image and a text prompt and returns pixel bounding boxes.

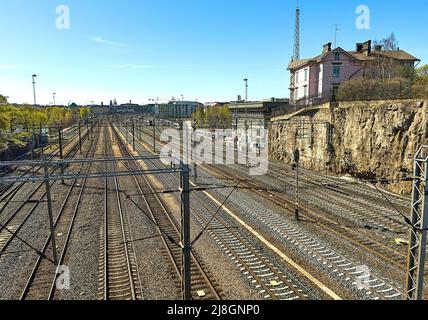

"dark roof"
[372,50,420,61]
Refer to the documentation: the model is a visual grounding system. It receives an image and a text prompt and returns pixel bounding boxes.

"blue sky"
[0,0,427,105]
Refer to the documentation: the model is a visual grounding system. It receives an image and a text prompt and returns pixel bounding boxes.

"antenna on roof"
[334,24,341,48]
[292,0,300,61]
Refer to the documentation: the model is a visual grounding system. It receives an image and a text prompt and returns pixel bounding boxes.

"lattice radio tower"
[292,0,300,61]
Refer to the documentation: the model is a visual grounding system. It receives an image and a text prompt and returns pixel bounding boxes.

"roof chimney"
[361,40,372,56]
[322,42,332,54]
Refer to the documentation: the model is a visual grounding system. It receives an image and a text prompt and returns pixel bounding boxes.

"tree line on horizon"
[0,97,92,139]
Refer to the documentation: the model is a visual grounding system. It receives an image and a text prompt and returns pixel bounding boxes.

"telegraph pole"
[125,121,129,143]
[192,121,198,183]
[180,164,191,300]
[78,120,82,154]
[293,149,300,221]
[406,145,428,300]
[43,156,58,264]
[132,120,136,152]
[39,121,44,155]
[245,120,249,166]
[58,122,64,185]
[153,117,156,154]
[31,122,36,160]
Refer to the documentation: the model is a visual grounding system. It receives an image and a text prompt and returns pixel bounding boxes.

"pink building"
[288,40,420,105]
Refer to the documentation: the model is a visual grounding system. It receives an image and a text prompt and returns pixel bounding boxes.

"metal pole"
[31,122,36,160]
[132,120,136,152]
[180,164,191,300]
[406,145,428,300]
[32,74,37,107]
[153,117,156,153]
[43,156,58,264]
[126,121,129,143]
[244,78,248,102]
[58,123,64,185]
[192,122,197,183]
[78,120,82,154]
[293,149,300,221]
[39,121,44,155]
[295,162,300,221]
[245,120,249,166]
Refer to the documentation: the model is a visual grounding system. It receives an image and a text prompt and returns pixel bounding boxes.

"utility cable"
[191,181,241,246]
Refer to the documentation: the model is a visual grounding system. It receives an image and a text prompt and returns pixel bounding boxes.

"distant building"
[108,102,154,115]
[158,100,203,119]
[288,40,420,105]
[228,98,291,126]
[203,102,229,111]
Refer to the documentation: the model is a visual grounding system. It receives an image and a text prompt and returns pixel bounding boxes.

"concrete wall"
[269,99,428,194]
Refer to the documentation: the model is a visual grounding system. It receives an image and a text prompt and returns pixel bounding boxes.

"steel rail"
[0,128,92,256]
[19,125,100,300]
[113,124,222,300]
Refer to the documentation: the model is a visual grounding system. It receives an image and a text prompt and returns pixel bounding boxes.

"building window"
[333,66,341,77]
[335,52,340,60]
[304,68,308,81]
[295,71,299,84]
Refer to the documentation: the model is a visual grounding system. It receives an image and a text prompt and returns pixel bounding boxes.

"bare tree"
[373,33,401,82]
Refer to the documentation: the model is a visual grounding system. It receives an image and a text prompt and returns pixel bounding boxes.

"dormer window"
[335,52,340,60]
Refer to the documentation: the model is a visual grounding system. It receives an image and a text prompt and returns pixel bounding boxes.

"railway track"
[138,126,409,269]
[268,161,411,209]
[264,165,409,233]
[0,127,91,259]
[98,124,143,300]
[119,125,316,300]
[134,125,405,299]
[112,124,221,300]
[206,164,409,270]
[20,124,100,300]
[0,126,83,197]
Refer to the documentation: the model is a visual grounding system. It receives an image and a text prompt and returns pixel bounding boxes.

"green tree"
[412,64,428,98]
[79,107,91,120]
[415,64,428,79]
[191,106,204,128]
[0,109,11,135]
[0,94,8,105]
[201,105,233,130]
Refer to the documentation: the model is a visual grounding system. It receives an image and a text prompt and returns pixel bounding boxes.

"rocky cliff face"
[269,100,428,194]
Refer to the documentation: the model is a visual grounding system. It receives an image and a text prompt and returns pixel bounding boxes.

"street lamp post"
[32,74,37,107]
[243,78,248,102]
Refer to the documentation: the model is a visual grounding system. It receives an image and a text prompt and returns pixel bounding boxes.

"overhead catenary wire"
[0,221,51,262]
[191,181,241,246]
